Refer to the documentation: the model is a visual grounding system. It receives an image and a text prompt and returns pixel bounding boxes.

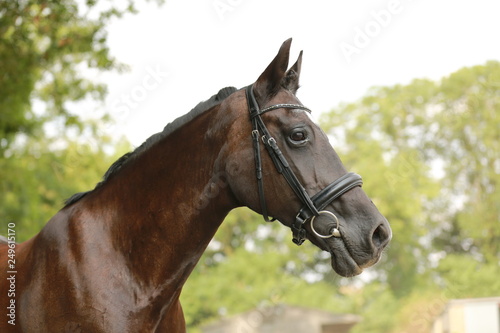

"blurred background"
[1,0,499,332]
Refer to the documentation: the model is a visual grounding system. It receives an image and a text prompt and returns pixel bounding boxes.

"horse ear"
[253,38,292,102]
[282,50,302,94]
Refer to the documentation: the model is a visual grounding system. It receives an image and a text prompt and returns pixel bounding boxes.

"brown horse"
[0,39,391,332]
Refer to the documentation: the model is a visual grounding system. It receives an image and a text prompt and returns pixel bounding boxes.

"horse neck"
[80,105,237,288]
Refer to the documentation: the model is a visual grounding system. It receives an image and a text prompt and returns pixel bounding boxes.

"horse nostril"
[372,223,390,249]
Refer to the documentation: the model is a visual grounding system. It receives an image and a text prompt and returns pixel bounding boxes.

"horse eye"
[290,130,307,142]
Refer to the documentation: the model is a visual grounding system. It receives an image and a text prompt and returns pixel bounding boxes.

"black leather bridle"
[245,84,363,245]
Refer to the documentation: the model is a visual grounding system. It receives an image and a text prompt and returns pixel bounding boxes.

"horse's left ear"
[282,50,302,94]
[253,38,292,102]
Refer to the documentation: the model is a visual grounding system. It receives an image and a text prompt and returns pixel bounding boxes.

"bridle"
[245,84,363,245]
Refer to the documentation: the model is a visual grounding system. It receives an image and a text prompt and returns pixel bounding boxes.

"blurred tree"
[0,0,163,239]
[322,60,500,332]
[182,228,355,331]
[321,79,441,297]
[429,61,500,264]
[0,136,131,241]
[0,0,162,149]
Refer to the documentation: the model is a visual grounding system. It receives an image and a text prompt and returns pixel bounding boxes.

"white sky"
[92,0,500,147]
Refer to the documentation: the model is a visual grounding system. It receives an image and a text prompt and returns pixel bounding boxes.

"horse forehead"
[271,89,302,104]
[273,104,315,126]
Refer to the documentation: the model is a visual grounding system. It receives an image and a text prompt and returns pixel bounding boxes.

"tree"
[321,79,441,297]
[320,60,500,332]
[0,0,163,240]
[181,210,356,331]
[0,136,130,241]
[429,61,500,264]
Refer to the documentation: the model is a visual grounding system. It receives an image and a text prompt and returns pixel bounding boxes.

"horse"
[0,38,391,332]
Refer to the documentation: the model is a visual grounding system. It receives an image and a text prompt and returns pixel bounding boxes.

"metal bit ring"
[310,211,341,239]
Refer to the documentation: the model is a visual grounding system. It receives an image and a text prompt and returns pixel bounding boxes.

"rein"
[245,85,363,245]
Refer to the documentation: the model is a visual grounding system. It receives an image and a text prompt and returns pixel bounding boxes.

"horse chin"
[305,227,364,277]
[324,238,363,277]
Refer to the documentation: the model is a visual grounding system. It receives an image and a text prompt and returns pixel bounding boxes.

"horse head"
[222,39,392,277]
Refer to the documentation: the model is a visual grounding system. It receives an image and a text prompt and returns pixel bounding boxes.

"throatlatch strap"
[247,86,273,222]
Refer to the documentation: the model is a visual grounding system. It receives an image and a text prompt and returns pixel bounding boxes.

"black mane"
[64,86,237,207]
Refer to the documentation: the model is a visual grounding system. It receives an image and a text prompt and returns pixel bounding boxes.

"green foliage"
[390,254,500,333]
[0,0,163,153]
[182,213,355,330]
[0,136,130,241]
[322,82,441,296]
[435,254,500,299]
[348,283,399,333]
[0,0,164,240]
[431,62,500,264]
[320,60,500,332]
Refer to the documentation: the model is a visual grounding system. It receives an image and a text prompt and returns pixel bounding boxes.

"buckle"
[291,215,307,246]
[292,228,306,245]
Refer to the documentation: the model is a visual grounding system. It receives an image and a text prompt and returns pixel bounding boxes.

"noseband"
[245,85,363,245]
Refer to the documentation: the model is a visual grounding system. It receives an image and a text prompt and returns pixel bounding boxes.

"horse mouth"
[304,219,364,277]
[327,237,363,277]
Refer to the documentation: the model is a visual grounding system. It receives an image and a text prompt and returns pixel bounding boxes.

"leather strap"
[246,85,317,222]
[292,172,362,244]
[244,84,363,245]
